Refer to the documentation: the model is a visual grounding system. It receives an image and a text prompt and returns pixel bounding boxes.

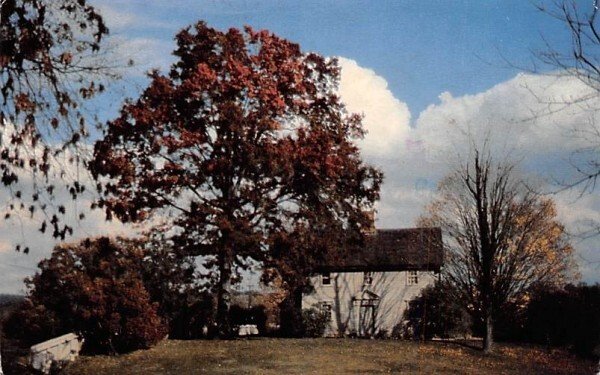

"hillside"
[63,338,597,375]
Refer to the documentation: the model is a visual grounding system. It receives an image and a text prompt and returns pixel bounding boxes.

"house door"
[352,291,380,337]
[358,304,376,337]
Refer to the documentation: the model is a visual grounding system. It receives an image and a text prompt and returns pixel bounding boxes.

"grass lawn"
[63,338,597,375]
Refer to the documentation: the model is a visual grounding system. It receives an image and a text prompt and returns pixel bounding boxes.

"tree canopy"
[419,149,577,353]
[91,22,382,336]
[0,0,116,241]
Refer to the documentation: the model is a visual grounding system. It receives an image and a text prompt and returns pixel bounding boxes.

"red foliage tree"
[8,237,167,354]
[91,22,382,336]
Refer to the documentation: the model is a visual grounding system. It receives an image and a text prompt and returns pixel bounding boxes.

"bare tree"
[535,1,600,92]
[419,147,577,353]
[533,1,600,196]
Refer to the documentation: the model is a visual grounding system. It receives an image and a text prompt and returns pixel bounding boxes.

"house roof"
[319,227,443,272]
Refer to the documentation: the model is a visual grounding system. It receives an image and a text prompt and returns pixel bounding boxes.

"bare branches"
[420,145,577,353]
[526,1,600,197]
[0,0,120,242]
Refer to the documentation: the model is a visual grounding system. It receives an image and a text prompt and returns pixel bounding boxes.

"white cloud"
[412,74,600,282]
[416,73,599,160]
[338,58,412,158]
[1,58,598,294]
[95,4,138,30]
[338,63,599,283]
[0,125,140,294]
[94,2,177,32]
[110,36,175,77]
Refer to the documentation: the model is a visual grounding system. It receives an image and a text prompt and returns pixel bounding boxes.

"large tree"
[0,0,116,241]
[91,22,382,336]
[419,149,577,353]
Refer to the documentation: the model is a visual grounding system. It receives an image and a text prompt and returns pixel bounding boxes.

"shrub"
[301,308,330,337]
[374,329,389,339]
[390,323,404,340]
[403,282,471,340]
[6,237,167,354]
[167,293,215,339]
[492,300,529,343]
[524,284,600,358]
[279,294,303,337]
[473,283,600,358]
[137,228,213,339]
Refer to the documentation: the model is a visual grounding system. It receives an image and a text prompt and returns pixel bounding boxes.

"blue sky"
[93,0,575,117]
[0,1,598,293]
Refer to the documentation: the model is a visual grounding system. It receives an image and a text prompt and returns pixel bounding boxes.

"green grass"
[63,338,596,375]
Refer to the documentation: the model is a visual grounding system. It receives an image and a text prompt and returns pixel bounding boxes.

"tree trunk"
[333,275,346,337]
[279,287,304,337]
[216,253,232,338]
[482,311,493,354]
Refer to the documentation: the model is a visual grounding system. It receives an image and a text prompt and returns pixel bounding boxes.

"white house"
[302,227,443,337]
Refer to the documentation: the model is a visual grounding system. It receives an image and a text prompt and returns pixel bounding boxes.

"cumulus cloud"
[338,58,412,158]
[416,74,599,161]
[338,60,599,282]
[1,58,598,294]
[414,75,600,282]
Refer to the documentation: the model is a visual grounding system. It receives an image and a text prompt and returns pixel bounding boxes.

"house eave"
[314,263,442,274]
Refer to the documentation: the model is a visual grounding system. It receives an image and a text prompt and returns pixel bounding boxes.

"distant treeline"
[0,294,24,305]
[0,295,25,319]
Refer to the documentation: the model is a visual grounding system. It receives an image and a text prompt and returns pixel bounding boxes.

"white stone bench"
[29,333,83,374]
[237,324,259,336]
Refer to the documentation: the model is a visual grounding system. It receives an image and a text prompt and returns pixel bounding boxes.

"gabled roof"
[319,227,443,272]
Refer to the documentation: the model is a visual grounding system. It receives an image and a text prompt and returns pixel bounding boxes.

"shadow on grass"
[431,338,483,351]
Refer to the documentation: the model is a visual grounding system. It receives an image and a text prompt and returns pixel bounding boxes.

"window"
[322,272,331,286]
[363,271,373,286]
[407,270,419,285]
[320,302,333,320]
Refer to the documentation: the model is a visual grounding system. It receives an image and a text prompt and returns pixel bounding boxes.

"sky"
[0,0,598,293]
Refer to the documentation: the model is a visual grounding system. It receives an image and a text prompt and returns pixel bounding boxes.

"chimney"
[364,210,377,236]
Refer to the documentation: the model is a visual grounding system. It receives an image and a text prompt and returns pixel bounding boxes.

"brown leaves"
[14,93,36,113]
[92,23,382,313]
[0,0,114,244]
[16,237,168,354]
[59,52,73,65]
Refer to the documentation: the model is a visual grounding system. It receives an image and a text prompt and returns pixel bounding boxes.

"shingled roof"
[319,227,443,272]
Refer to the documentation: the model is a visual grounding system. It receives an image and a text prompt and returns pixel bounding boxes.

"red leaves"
[92,23,383,317]
[59,52,73,65]
[94,23,382,216]
[17,238,168,354]
[192,62,217,88]
[14,93,36,113]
